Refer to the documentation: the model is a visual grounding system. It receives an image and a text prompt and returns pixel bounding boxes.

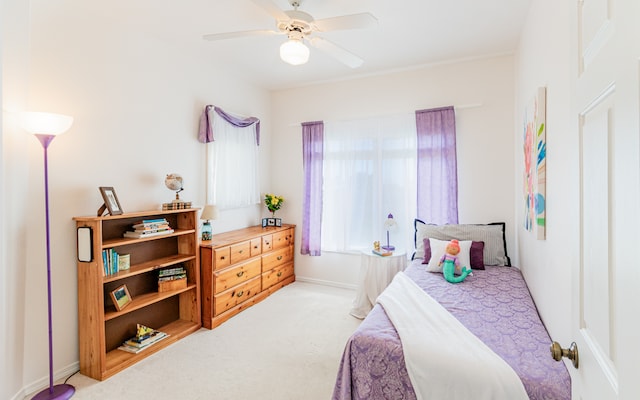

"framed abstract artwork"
[523,87,547,240]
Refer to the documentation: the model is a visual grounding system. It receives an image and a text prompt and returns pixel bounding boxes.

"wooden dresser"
[200,224,295,329]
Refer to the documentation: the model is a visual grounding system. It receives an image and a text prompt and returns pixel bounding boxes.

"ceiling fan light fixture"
[280,38,310,65]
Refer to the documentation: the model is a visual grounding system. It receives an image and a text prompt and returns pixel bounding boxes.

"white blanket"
[376,272,529,400]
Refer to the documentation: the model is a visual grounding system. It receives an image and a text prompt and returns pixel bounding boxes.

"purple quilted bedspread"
[333,260,571,400]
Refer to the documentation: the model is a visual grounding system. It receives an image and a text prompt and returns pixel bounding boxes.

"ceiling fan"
[202,0,378,68]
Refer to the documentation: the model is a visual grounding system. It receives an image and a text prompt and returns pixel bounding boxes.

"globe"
[165,174,184,200]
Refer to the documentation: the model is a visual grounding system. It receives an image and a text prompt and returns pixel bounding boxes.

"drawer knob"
[236,290,244,298]
[236,271,244,277]
[277,256,283,261]
[239,249,243,253]
[220,256,226,260]
[277,271,283,277]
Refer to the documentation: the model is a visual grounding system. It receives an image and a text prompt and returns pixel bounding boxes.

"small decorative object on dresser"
[263,193,284,227]
[200,204,218,241]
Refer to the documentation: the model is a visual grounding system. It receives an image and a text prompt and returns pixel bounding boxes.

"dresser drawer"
[230,241,251,264]
[213,257,261,294]
[213,247,231,270]
[214,276,261,316]
[262,262,294,290]
[262,234,273,252]
[250,238,262,257]
[272,230,291,249]
[262,247,292,272]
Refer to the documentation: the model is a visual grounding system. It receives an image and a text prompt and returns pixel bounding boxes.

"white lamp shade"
[20,112,74,135]
[280,39,310,66]
[201,205,219,220]
[384,214,397,231]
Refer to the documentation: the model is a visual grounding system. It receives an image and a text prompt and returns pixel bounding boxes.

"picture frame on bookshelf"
[110,284,132,311]
[99,186,123,216]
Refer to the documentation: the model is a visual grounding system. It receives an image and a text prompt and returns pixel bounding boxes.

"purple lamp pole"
[22,112,75,400]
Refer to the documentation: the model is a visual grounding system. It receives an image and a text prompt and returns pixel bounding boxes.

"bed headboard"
[412,219,511,266]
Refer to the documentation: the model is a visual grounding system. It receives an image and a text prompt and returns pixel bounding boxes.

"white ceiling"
[80,0,532,90]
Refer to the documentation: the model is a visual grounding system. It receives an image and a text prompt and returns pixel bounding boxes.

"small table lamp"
[201,205,218,241]
[382,213,397,251]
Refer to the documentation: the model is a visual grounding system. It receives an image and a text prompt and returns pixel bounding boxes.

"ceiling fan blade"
[250,0,290,21]
[308,36,363,68]
[312,13,378,32]
[203,29,280,41]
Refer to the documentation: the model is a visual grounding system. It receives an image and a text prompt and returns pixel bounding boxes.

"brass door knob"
[550,341,579,369]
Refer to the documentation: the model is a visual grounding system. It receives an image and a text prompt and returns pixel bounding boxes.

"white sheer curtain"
[322,114,417,253]
[206,111,260,209]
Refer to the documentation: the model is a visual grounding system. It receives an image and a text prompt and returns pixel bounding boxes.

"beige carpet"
[62,282,361,400]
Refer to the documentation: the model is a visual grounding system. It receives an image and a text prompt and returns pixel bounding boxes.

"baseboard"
[294,276,357,291]
[18,361,80,400]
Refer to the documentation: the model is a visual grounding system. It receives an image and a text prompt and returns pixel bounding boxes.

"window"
[321,114,417,253]
[205,111,260,209]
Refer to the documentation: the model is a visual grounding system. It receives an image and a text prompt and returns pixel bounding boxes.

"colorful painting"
[523,87,546,240]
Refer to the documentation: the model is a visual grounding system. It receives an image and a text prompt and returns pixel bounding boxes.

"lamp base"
[381,245,395,251]
[32,384,75,400]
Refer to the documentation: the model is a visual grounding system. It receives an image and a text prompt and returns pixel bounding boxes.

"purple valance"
[198,105,260,145]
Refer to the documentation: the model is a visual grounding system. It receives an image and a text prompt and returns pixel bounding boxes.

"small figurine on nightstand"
[372,240,392,256]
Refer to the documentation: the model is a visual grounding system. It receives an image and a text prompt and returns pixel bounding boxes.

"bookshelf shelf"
[74,208,201,381]
[104,319,199,379]
[102,228,195,248]
[103,254,196,283]
[104,283,197,321]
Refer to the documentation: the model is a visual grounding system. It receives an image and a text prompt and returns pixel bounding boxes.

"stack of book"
[162,201,192,211]
[118,324,168,354]
[123,218,174,239]
[372,248,393,257]
[158,266,187,292]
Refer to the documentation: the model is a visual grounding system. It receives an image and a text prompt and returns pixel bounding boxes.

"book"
[372,249,393,257]
[158,273,187,282]
[123,229,175,239]
[132,223,170,230]
[102,248,120,275]
[125,329,168,348]
[132,221,169,228]
[118,333,168,354]
[158,266,186,277]
[137,218,168,224]
[162,201,192,210]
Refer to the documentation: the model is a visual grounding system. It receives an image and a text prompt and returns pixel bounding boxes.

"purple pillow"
[422,238,485,270]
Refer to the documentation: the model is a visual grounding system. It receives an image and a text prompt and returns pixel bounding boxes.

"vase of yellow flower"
[263,193,284,227]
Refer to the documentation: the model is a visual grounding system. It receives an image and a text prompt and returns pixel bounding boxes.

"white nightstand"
[350,250,407,319]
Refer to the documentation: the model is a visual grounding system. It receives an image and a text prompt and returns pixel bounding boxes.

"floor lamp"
[21,112,76,400]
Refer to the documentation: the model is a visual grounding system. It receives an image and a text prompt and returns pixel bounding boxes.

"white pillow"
[425,238,472,274]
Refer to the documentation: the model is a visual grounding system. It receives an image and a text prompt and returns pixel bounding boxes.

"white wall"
[2,1,272,398]
[270,55,517,287]
[2,0,32,398]
[513,0,574,343]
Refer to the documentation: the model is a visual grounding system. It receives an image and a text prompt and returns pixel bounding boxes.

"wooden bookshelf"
[74,209,201,381]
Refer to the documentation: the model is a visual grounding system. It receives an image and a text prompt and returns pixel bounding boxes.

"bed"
[332,221,571,400]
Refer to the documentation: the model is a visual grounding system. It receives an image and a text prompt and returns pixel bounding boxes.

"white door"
[574,0,640,398]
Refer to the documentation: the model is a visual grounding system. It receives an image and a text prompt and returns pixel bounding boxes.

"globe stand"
[171,188,184,204]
